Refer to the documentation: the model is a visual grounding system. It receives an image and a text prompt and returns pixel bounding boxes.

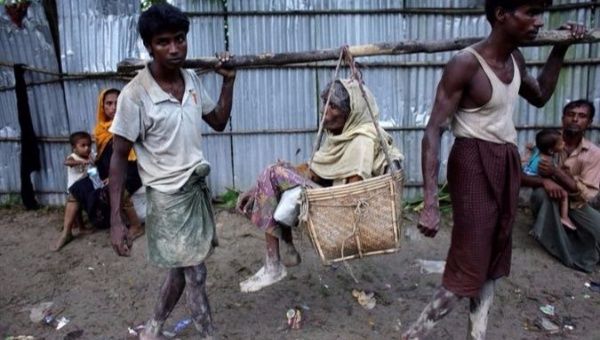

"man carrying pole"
[402,0,585,339]
[108,3,235,339]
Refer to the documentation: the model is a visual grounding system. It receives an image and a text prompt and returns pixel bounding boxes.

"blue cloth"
[523,148,541,176]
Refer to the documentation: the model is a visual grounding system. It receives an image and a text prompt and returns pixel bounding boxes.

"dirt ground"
[1,204,599,340]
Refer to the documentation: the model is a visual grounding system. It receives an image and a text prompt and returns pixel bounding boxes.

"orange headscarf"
[94,88,136,161]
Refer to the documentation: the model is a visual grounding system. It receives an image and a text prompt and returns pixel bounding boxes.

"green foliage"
[404,183,452,214]
[0,194,22,209]
[214,187,239,209]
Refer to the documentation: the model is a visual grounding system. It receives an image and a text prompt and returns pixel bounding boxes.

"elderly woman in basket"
[236,78,403,293]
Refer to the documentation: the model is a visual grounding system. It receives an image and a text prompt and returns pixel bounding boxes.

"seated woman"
[237,78,403,293]
[94,88,144,240]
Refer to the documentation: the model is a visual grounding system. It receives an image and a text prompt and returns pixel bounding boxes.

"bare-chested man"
[402,1,586,339]
[108,3,235,339]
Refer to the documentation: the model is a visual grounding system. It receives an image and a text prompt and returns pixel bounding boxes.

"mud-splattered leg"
[184,263,215,338]
[140,268,186,340]
[402,286,461,340]
[468,280,495,340]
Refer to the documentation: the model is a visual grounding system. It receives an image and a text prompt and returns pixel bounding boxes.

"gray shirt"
[110,65,216,193]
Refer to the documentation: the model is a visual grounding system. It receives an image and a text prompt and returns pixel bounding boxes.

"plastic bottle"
[87,166,104,189]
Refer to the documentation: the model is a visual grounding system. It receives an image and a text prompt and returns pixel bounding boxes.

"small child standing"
[524,129,576,230]
[54,131,95,251]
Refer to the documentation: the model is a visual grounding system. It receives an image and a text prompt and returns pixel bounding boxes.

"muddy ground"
[1,205,599,340]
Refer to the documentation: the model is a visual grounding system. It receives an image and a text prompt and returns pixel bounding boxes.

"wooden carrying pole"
[117,29,600,72]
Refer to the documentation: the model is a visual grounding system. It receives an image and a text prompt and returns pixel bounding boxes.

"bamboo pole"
[117,29,600,72]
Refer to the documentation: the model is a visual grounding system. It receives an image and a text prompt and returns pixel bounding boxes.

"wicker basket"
[301,171,404,265]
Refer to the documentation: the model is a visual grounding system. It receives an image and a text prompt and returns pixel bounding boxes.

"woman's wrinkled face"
[103,92,118,120]
[322,101,349,135]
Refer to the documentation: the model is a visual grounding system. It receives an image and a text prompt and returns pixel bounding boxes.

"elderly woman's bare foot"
[52,232,74,251]
[281,241,301,267]
[240,263,287,293]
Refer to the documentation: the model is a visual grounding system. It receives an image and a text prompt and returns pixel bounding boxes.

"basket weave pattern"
[303,172,403,264]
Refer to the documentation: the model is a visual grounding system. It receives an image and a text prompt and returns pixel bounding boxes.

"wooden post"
[117,29,600,73]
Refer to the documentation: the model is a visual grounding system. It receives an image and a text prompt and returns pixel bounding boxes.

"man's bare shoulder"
[510,48,527,67]
[442,50,479,82]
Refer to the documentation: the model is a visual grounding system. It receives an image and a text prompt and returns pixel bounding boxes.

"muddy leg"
[402,286,461,340]
[140,268,186,340]
[184,263,215,338]
[280,226,301,267]
[467,280,495,340]
[239,233,287,293]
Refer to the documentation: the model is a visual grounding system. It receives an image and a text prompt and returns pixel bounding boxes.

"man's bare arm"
[538,158,579,193]
[108,135,133,256]
[419,52,477,237]
[203,73,236,132]
[521,172,568,199]
[517,23,587,107]
[203,53,236,132]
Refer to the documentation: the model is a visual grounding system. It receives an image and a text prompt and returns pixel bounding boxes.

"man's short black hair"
[535,128,561,154]
[563,99,596,121]
[485,0,552,24]
[138,2,189,47]
[69,131,91,147]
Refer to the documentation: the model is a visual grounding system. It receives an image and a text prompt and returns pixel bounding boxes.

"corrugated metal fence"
[0,0,599,205]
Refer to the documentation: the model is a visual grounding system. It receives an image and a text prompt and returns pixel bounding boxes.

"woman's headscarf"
[310,78,403,181]
[93,88,136,161]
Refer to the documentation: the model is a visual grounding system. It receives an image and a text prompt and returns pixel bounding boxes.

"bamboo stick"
[117,29,600,72]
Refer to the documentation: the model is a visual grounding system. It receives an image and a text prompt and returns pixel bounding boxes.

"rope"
[299,47,346,223]
[344,52,400,175]
[340,199,369,283]
[305,46,348,182]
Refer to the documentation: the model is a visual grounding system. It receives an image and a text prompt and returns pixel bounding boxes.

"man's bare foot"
[561,217,577,230]
[52,232,74,251]
[139,329,168,340]
[128,224,145,241]
[281,241,301,267]
[239,263,287,293]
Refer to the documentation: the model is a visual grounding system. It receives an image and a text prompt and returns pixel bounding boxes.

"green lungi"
[530,188,600,272]
[146,164,218,268]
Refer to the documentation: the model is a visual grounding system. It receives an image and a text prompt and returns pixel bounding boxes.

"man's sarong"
[442,138,520,297]
[146,164,218,268]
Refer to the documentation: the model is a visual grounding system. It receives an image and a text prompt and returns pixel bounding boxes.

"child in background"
[53,131,95,251]
[524,129,576,230]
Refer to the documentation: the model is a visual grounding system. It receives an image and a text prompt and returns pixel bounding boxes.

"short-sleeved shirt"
[109,65,216,193]
[67,152,92,189]
[561,138,600,207]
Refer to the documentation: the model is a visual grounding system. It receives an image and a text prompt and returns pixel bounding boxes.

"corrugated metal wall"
[0,0,598,204]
